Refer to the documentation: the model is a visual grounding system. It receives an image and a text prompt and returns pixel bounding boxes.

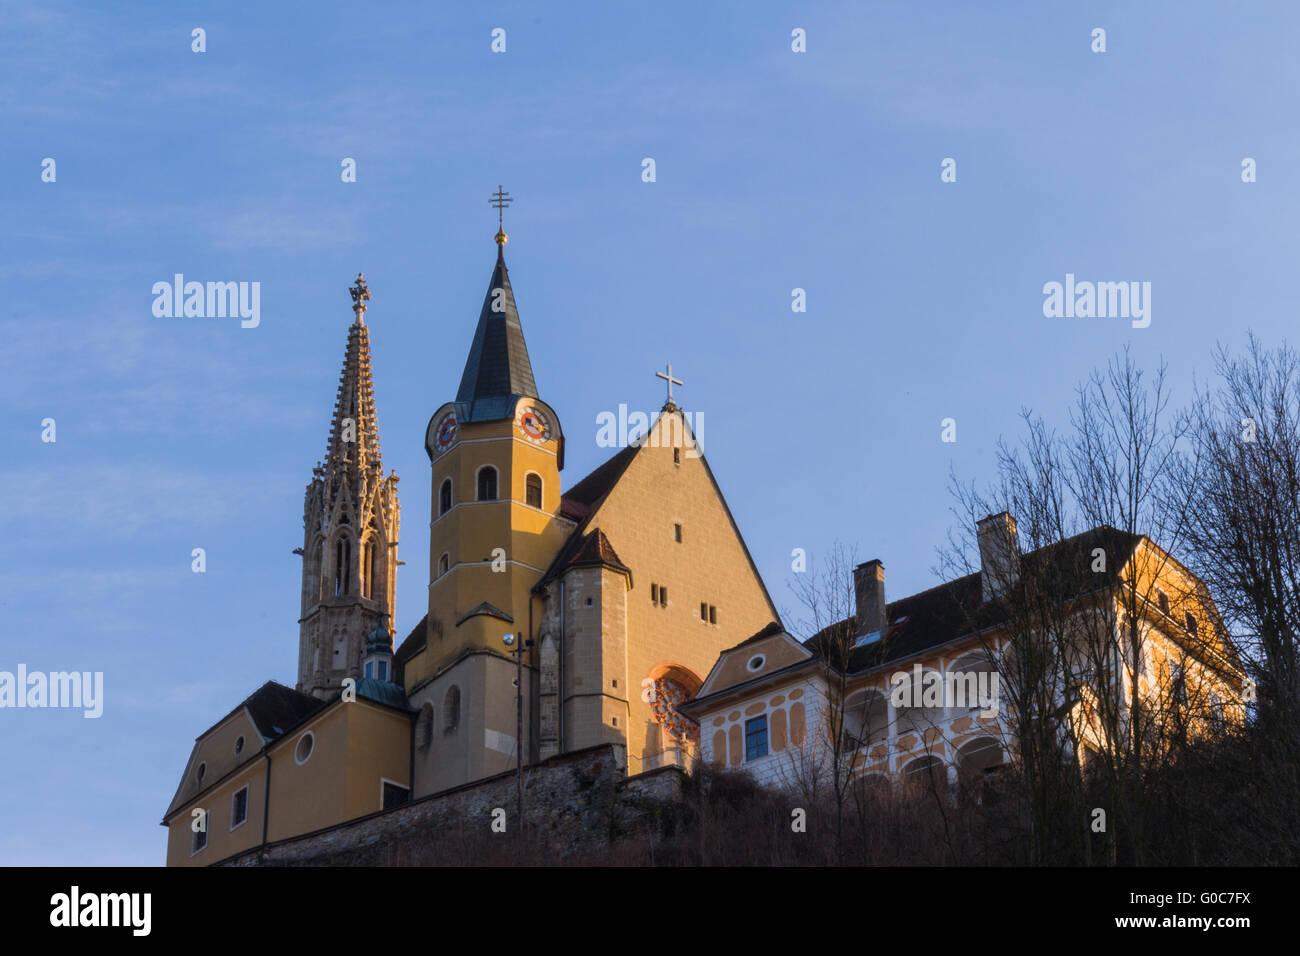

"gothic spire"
[455,199,538,423]
[324,273,383,475]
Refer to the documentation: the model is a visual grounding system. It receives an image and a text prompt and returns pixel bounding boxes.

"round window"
[746,654,766,672]
[294,732,315,765]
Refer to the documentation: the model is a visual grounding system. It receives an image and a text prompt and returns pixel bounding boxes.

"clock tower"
[413,217,573,789]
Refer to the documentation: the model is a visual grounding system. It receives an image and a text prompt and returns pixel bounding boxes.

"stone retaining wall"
[219,745,686,866]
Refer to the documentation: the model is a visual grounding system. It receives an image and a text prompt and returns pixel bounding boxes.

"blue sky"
[2,1,1296,865]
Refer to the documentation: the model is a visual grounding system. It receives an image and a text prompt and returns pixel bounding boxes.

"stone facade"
[298,277,400,698]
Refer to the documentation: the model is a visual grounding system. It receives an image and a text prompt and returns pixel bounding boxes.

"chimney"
[977,512,1019,602]
[853,560,887,637]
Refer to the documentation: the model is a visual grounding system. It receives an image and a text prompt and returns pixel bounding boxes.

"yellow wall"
[413,399,573,689]
[581,410,780,773]
[165,698,411,866]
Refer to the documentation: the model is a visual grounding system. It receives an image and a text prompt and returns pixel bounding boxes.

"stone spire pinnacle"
[325,276,383,476]
[349,271,371,326]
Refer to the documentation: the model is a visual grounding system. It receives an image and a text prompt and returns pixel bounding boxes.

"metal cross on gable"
[656,362,683,404]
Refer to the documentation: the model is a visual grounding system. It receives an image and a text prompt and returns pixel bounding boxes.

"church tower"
[297,273,401,699]
[414,203,572,790]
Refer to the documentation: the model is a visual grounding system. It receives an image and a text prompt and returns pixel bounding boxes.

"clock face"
[515,404,552,444]
[433,412,458,452]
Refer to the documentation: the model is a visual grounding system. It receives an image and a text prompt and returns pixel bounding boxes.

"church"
[161,208,780,865]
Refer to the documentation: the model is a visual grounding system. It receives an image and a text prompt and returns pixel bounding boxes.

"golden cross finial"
[490,185,512,247]
[349,272,371,323]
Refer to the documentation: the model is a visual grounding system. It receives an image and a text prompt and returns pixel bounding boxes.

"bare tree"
[786,542,859,864]
[1180,335,1300,729]
[942,347,1205,865]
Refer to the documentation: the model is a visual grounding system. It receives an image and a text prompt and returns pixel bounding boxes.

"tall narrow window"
[674,523,682,542]
[745,715,769,761]
[334,537,351,596]
[1185,612,1198,636]
[477,467,498,501]
[231,786,248,829]
[1157,589,1170,616]
[314,541,323,600]
[709,605,717,624]
[368,539,379,600]
[438,553,449,577]
[444,685,461,733]
[526,473,542,508]
[361,542,370,598]
[439,478,452,516]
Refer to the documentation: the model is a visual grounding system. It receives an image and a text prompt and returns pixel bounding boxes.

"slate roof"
[239,680,325,742]
[538,527,632,588]
[807,526,1143,674]
[561,444,637,512]
[163,681,325,820]
[355,677,412,711]
[725,621,787,652]
[455,247,538,423]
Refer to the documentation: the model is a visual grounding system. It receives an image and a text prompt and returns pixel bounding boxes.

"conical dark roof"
[455,246,538,422]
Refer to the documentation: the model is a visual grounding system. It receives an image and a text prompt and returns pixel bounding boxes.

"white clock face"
[515,404,552,444]
[433,412,458,453]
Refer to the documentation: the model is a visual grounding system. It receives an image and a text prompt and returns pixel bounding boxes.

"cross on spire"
[656,362,683,407]
[490,185,512,248]
[349,272,371,324]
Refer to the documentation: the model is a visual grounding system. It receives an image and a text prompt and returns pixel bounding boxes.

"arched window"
[842,689,889,753]
[438,553,449,577]
[439,478,452,516]
[902,755,946,798]
[334,537,352,596]
[477,467,498,502]
[525,473,542,508]
[444,686,461,733]
[416,703,435,751]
